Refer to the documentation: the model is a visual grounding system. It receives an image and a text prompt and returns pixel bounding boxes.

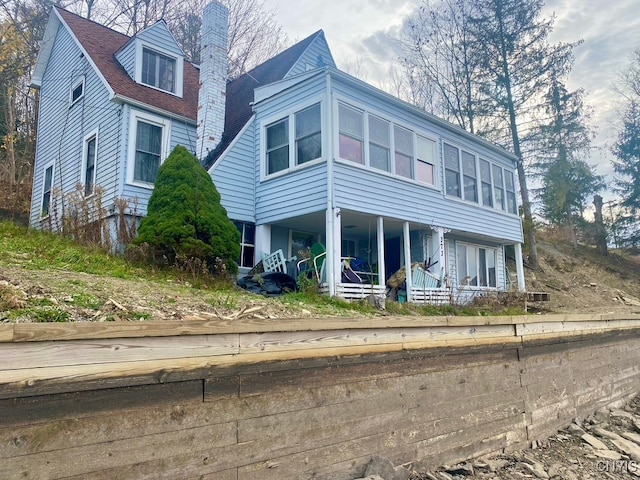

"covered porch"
[255,208,526,304]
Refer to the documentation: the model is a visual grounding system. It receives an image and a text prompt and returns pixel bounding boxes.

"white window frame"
[233,221,256,269]
[41,163,55,218]
[260,98,324,180]
[456,242,498,289]
[69,76,85,106]
[134,40,184,97]
[335,98,440,190]
[80,129,99,197]
[126,109,171,188]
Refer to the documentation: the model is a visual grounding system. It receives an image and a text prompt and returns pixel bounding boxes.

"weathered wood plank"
[0,334,240,371]
[0,380,203,427]
[0,325,13,343]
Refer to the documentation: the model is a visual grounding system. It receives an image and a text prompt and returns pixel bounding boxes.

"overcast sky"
[262,0,640,201]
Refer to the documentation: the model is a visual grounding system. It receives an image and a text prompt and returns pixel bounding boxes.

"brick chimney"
[197,1,228,159]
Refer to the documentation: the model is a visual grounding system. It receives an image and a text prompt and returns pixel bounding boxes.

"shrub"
[134,146,240,274]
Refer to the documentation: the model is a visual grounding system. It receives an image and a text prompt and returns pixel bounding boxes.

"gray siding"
[210,119,256,222]
[286,33,336,78]
[115,41,136,79]
[136,21,184,57]
[30,23,122,229]
[256,163,328,224]
[333,162,523,243]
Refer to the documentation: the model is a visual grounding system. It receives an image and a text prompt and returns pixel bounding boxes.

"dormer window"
[134,41,184,97]
[142,48,175,93]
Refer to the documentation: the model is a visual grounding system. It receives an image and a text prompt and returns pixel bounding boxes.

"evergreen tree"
[134,145,240,273]
[535,74,603,245]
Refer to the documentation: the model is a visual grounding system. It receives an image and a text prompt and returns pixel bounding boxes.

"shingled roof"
[55,7,199,121]
[203,30,325,169]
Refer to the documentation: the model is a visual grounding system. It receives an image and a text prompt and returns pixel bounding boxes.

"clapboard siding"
[256,163,328,223]
[285,32,336,78]
[210,119,256,222]
[115,41,136,79]
[135,21,184,57]
[29,23,121,229]
[333,162,523,243]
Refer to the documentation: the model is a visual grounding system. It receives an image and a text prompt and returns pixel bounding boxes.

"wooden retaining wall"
[1,313,640,479]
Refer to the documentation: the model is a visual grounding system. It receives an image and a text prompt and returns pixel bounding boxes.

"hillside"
[1,221,640,323]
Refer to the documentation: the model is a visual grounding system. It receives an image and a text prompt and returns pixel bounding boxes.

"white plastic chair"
[262,249,286,274]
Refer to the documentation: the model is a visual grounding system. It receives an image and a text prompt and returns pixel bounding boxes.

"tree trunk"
[593,195,608,255]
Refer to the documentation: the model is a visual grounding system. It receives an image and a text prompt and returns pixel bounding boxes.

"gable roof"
[44,7,199,121]
[203,30,328,169]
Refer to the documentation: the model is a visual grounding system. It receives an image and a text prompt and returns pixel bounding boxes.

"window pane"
[369,116,390,172]
[72,83,83,102]
[244,223,255,244]
[42,166,53,216]
[369,116,390,146]
[467,247,477,286]
[339,104,363,138]
[456,244,467,285]
[395,152,412,178]
[158,55,175,92]
[242,246,255,268]
[268,145,289,174]
[142,49,156,86]
[487,249,496,287]
[493,165,504,210]
[417,160,434,184]
[480,159,493,207]
[443,143,459,172]
[296,104,321,138]
[479,248,487,286]
[394,126,413,155]
[296,133,321,164]
[462,151,477,202]
[267,119,288,150]
[339,134,363,164]
[44,165,53,190]
[445,169,461,197]
[417,136,435,164]
[85,137,96,195]
[370,144,390,171]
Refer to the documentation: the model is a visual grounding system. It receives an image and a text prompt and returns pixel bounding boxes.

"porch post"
[377,217,385,287]
[435,227,446,278]
[514,242,526,291]
[332,207,342,294]
[254,224,271,264]
[403,221,412,302]
[325,208,335,296]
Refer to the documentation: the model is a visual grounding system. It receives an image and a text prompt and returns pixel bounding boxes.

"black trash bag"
[237,272,297,296]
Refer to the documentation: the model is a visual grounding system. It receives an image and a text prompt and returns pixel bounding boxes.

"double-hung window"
[128,110,170,187]
[368,115,390,172]
[492,164,505,210]
[142,48,175,93]
[444,143,461,198]
[417,136,436,185]
[266,118,289,175]
[480,159,493,207]
[265,103,322,176]
[295,104,321,165]
[339,104,364,164]
[394,126,413,178]
[505,170,517,214]
[83,132,98,196]
[41,164,54,217]
[457,243,497,288]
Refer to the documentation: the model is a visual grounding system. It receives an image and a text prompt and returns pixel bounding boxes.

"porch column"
[403,221,412,302]
[332,207,342,293]
[377,217,385,287]
[435,227,446,278]
[325,207,340,296]
[254,224,271,264]
[514,242,526,291]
